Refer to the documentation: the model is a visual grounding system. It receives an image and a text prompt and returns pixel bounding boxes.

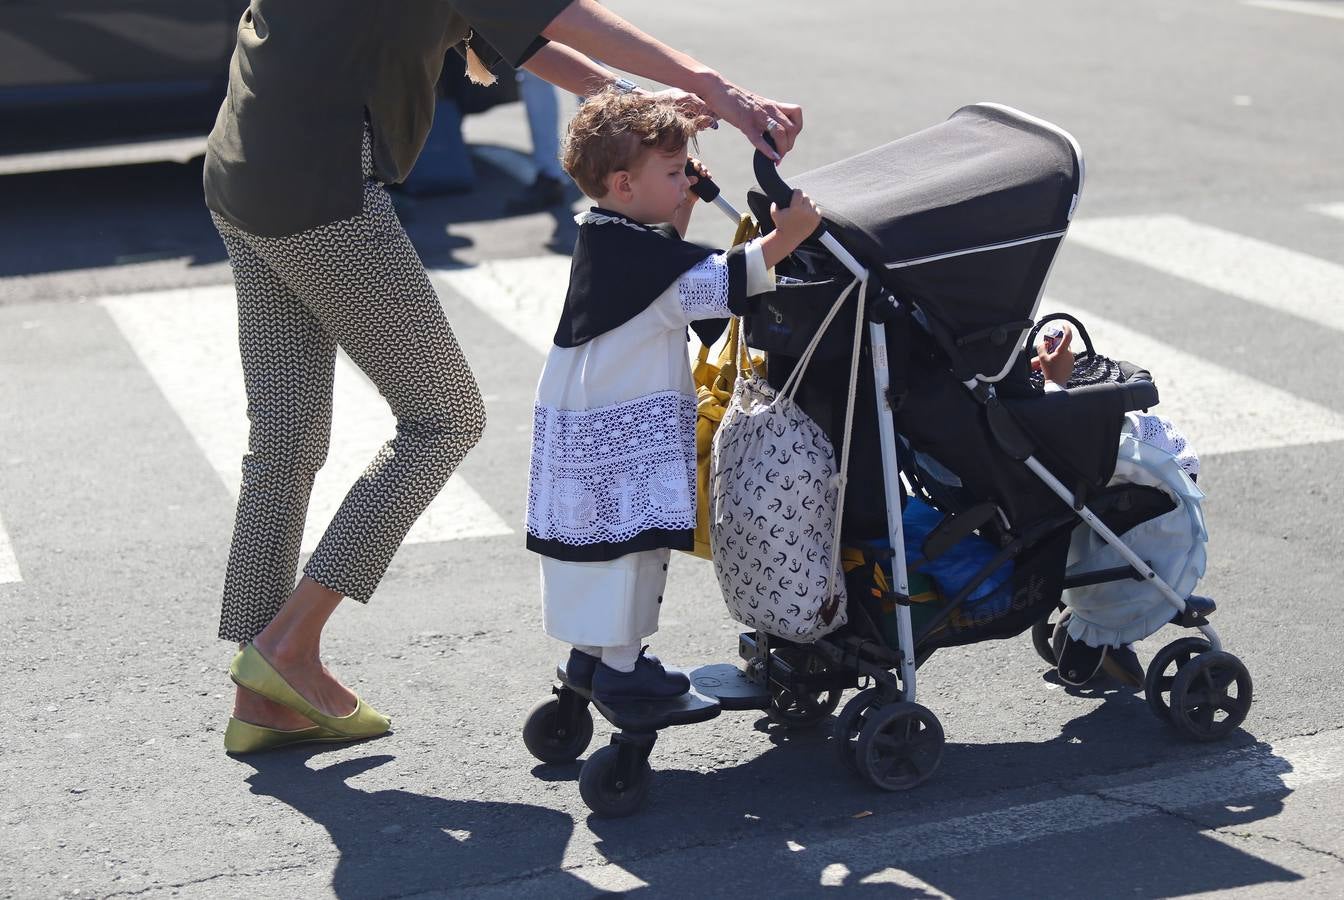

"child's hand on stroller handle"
[683,158,719,203]
[771,190,821,239]
[759,190,822,268]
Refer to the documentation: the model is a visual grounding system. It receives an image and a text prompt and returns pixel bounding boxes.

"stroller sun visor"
[748,103,1084,382]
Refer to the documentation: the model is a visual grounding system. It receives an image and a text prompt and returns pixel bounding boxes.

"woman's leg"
[214,216,346,726]
[248,179,486,623]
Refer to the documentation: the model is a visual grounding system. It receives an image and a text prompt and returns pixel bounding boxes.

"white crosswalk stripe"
[1067,213,1344,334]
[439,253,1344,458]
[102,286,512,553]
[434,258,570,356]
[1042,298,1344,455]
[1312,202,1344,223]
[1243,0,1344,20]
[0,510,21,585]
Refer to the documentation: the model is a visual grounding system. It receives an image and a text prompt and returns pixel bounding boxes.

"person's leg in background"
[506,69,568,213]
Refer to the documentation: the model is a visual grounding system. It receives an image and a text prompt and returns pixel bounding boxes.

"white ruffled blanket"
[1063,413,1207,648]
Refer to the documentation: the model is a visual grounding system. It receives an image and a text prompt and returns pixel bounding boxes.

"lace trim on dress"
[573,211,649,233]
[528,391,698,546]
[1125,412,1200,477]
[676,253,732,320]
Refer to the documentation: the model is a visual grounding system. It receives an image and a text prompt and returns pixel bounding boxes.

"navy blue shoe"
[592,649,690,703]
[565,649,600,691]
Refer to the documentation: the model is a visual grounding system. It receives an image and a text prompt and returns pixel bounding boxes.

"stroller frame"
[725,106,1222,709]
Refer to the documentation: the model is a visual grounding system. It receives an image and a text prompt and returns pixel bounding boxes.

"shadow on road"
[241,751,584,897]
[0,144,574,282]
[576,695,1296,897]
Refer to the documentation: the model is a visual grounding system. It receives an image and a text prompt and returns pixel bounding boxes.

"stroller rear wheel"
[1144,637,1211,721]
[579,743,654,818]
[522,695,595,764]
[832,688,882,774]
[1168,651,1253,742]
[767,648,843,728]
[855,702,945,791]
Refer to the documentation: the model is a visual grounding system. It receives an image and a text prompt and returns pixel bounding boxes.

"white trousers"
[540,548,671,647]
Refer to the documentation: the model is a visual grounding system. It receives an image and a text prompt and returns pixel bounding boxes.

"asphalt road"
[2,1,1342,897]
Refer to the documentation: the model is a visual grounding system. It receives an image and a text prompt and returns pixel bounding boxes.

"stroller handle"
[753,132,794,208]
[684,159,720,202]
[753,131,876,288]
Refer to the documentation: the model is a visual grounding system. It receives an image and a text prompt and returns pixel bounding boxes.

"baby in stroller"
[1029,321,1204,687]
[525,88,821,703]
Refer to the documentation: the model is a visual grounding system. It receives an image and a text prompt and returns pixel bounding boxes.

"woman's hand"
[701,81,803,161]
[650,88,719,132]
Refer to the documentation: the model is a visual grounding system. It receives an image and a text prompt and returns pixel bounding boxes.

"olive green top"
[204,0,572,237]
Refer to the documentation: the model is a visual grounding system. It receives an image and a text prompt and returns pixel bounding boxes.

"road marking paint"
[434,255,736,365]
[1043,299,1344,455]
[102,286,511,552]
[798,729,1340,870]
[1311,202,1344,223]
[1243,0,1344,20]
[438,256,1344,455]
[0,510,21,584]
[1067,214,1344,334]
[434,257,571,356]
[0,136,207,176]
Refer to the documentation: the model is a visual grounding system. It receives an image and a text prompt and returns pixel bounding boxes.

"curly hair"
[561,88,699,199]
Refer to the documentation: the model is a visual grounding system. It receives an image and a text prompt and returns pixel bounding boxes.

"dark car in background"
[0,1,240,158]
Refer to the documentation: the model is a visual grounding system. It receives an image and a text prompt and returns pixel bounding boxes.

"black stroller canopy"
[749,103,1084,382]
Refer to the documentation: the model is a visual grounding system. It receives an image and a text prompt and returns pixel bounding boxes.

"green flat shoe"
[229,644,391,739]
[223,717,356,755]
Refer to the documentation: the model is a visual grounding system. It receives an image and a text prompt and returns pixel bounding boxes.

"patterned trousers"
[211,135,485,642]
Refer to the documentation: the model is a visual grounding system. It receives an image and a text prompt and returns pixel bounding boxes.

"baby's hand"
[685,157,711,203]
[1032,322,1075,387]
[770,190,821,245]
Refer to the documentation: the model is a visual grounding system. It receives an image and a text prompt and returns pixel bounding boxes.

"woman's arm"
[520,40,619,96]
[541,0,802,160]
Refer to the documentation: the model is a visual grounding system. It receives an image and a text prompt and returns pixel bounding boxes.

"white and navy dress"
[528,209,775,647]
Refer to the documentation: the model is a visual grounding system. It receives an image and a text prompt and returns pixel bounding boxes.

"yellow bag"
[687,215,766,559]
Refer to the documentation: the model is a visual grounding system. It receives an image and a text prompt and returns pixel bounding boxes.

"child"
[526,89,821,702]
[1034,321,1202,688]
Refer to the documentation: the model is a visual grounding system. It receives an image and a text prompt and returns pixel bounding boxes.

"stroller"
[522,103,1252,817]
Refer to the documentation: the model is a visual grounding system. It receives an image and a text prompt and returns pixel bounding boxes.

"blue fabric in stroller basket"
[903,497,1013,619]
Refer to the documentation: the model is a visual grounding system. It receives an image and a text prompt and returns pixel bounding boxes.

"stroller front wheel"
[1168,651,1253,742]
[1144,637,1212,722]
[855,702,945,792]
[1031,604,1066,665]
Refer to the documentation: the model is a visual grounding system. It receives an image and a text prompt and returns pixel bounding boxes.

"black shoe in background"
[504,173,567,214]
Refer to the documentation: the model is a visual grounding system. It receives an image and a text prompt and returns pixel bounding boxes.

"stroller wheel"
[1031,604,1066,665]
[832,688,882,775]
[522,696,594,764]
[1144,637,1212,721]
[855,702,945,792]
[1168,651,1253,742]
[579,744,653,818]
[767,648,843,728]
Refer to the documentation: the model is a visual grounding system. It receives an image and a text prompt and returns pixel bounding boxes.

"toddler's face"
[622,145,692,224]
